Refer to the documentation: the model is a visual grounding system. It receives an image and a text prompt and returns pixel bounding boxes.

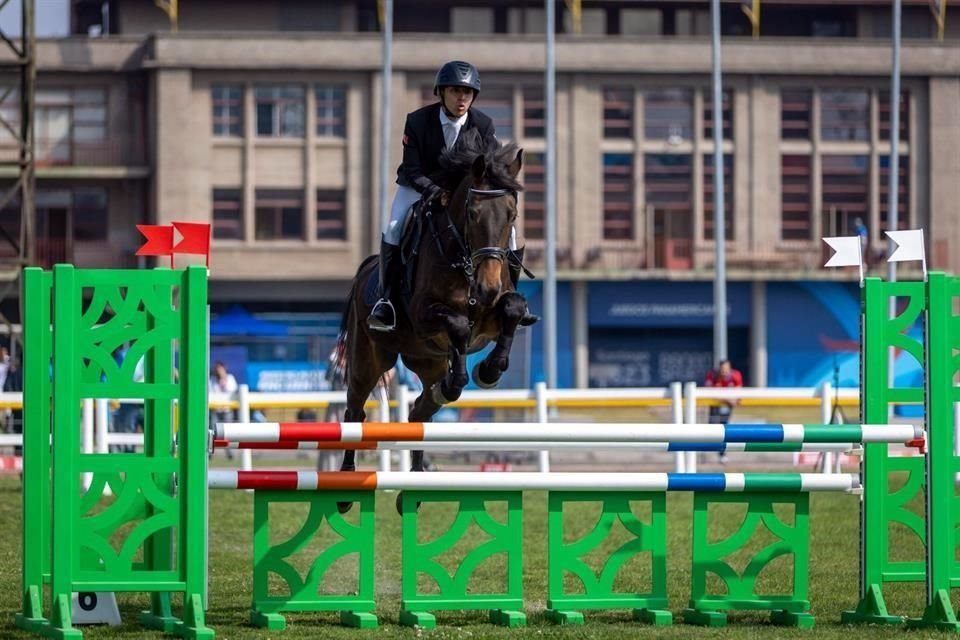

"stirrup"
[368,298,397,332]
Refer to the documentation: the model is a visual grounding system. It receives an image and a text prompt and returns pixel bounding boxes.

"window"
[255,86,305,137]
[644,153,692,215]
[820,89,869,141]
[316,189,347,240]
[72,188,108,241]
[72,89,106,143]
[781,155,812,241]
[212,189,243,240]
[482,86,514,140]
[703,89,733,141]
[564,7,606,34]
[781,89,812,140]
[522,86,545,138]
[879,90,909,143]
[879,154,909,232]
[315,86,346,137]
[821,155,869,236]
[644,89,692,142]
[603,88,632,139]
[212,85,242,137]
[703,154,733,241]
[255,189,303,240]
[522,152,544,240]
[621,9,662,35]
[507,8,545,34]
[451,7,495,33]
[603,154,634,240]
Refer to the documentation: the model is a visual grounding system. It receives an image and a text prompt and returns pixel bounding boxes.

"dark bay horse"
[332,131,529,511]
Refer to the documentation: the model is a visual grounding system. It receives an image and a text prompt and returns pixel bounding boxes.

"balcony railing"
[33,139,147,167]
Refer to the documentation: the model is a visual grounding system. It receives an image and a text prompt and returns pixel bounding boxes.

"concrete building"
[4,0,957,388]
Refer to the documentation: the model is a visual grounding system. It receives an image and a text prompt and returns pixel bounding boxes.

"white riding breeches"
[383,185,517,250]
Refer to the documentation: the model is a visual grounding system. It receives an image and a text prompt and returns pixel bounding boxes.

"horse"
[332,130,529,513]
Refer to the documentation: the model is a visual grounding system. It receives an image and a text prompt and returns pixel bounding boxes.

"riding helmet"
[433,60,481,96]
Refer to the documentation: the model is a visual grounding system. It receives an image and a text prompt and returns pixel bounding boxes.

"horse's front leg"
[420,305,471,406]
[473,292,526,389]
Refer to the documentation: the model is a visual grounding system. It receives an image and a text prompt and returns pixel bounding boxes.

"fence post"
[683,381,698,473]
[238,384,252,472]
[398,384,411,472]
[377,385,391,472]
[820,381,834,474]
[95,398,109,454]
[81,399,94,491]
[670,382,684,472]
[535,381,549,472]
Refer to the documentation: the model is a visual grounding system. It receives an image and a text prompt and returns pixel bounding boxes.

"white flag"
[885,229,925,263]
[823,236,862,268]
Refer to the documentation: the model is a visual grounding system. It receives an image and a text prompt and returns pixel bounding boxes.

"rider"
[368,60,539,332]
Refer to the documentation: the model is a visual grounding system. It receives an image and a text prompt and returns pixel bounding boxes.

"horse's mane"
[435,128,523,193]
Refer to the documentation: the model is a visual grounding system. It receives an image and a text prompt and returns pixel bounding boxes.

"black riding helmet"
[433,60,481,97]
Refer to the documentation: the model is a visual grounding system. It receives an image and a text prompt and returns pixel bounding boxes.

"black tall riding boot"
[368,241,402,332]
[508,247,540,327]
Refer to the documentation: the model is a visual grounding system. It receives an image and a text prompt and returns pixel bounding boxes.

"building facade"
[3,0,955,388]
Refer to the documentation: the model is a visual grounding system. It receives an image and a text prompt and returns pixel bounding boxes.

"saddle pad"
[361,264,380,307]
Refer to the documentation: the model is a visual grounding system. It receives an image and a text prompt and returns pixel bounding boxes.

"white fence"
[0,383,867,476]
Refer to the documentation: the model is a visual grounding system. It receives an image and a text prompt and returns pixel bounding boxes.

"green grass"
[0,473,954,639]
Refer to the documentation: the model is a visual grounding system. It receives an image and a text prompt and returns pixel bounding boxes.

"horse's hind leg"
[338,339,396,513]
[473,292,526,389]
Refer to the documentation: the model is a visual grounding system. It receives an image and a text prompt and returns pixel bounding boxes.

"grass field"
[0,469,956,640]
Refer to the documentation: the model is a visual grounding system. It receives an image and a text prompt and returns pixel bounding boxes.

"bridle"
[425,186,515,283]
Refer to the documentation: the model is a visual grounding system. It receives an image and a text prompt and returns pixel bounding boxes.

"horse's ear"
[508,148,523,178]
[471,154,486,181]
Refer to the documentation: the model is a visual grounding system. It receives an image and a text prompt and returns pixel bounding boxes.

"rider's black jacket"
[396,102,496,193]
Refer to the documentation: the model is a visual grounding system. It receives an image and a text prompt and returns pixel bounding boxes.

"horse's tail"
[330,254,378,385]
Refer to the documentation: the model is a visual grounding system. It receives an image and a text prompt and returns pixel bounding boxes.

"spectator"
[704,359,743,464]
[4,355,21,456]
[209,361,238,459]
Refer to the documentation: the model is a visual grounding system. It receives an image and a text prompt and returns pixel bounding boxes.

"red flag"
[172,221,211,267]
[136,224,174,258]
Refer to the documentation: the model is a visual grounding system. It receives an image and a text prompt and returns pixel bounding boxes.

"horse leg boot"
[473,292,526,389]
[508,247,540,327]
[337,407,366,514]
[368,240,402,332]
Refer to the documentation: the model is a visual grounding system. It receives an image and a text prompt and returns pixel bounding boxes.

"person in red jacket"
[704,359,743,463]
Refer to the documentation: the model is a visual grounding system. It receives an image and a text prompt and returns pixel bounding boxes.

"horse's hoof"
[337,501,354,514]
[472,361,501,389]
[395,491,422,515]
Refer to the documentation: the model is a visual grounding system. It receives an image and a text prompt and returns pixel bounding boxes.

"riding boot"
[368,241,402,332]
[508,247,540,327]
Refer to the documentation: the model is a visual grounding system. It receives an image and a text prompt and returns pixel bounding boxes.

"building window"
[255,189,303,240]
[781,89,812,140]
[212,85,242,137]
[703,89,733,141]
[316,189,347,240]
[781,155,812,241]
[603,88,633,139]
[879,90,909,143]
[820,89,869,142]
[564,7,606,34]
[522,152,545,240]
[644,153,692,221]
[621,8,662,35]
[879,154,909,232]
[212,188,243,240]
[644,89,692,142]
[72,188,108,241]
[522,86,545,138]
[482,86,514,140]
[72,89,106,143]
[603,153,634,240]
[255,86,305,137]
[451,7,495,33]
[821,154,869,236]
[507,8,545,34]
[703,153,733,241]
[315,86,346,137]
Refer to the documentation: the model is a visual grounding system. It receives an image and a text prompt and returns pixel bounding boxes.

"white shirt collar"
[439,107,468,129]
